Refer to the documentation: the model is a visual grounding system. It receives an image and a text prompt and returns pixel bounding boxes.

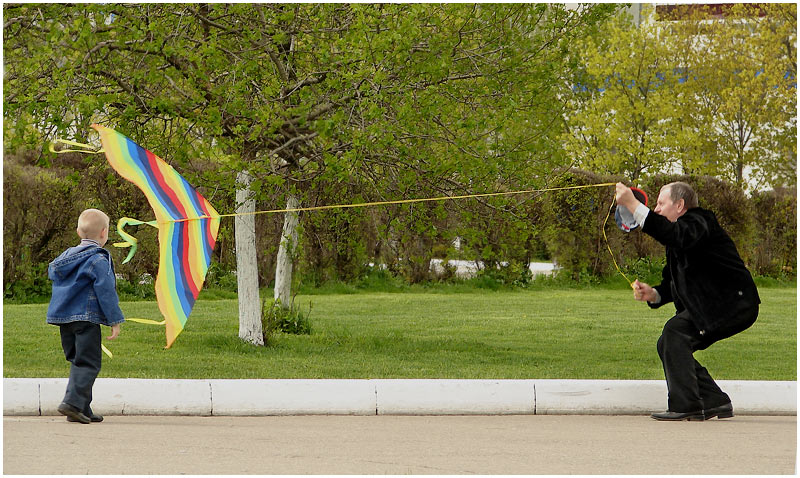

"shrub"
[116,277,157,301]
[750,187,797,277]
[261,297,313,345]
[539,169,630,279]
[3,155,86,295]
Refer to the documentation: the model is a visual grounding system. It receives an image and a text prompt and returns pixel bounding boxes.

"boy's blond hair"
[77,209,109,240]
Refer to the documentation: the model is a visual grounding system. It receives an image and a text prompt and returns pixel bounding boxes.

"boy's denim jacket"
[47,244,125,326]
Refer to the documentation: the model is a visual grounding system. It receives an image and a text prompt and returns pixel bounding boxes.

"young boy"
[47,208,125,424]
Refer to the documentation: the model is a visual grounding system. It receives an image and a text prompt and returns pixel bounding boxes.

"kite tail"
[114,217,158,264]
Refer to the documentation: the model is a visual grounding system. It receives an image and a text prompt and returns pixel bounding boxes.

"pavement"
[4,378,796,474]
[3,414,796,474]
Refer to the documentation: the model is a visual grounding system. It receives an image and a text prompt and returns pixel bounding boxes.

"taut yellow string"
[52,138,636,355]
[171,182,618,223]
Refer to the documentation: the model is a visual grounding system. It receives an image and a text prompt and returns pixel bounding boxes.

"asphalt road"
[3,415,796,474]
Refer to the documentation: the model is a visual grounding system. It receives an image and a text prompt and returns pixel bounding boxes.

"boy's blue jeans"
[59,321,102,415]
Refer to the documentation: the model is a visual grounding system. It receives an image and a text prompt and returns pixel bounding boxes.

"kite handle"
[113,217,158,264]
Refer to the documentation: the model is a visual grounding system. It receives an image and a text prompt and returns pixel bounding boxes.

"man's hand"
[107,324,121,340]
[632,280,658,303]
[615,182,641,214]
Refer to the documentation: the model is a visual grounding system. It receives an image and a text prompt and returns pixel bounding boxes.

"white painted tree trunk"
[274,194,300,308]
[235,171,264,345]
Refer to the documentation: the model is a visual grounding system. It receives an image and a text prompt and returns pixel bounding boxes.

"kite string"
[51,138,635,350]
[602,197,634,289]
[177,182,636,288]
[50,138,633,284]
[168,181,634,289]
[49,137,618,221]
[101,187,634,360]
[171,182,619,223]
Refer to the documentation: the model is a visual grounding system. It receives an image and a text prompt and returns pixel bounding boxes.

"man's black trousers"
[656,306,758,413]
[59,321,102,415]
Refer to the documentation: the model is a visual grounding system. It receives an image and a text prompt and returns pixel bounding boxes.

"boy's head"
[77,209,110,246]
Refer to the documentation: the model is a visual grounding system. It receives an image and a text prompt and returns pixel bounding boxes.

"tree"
[660,3,796,189]
[562,4,796,190]
[562,7,691,182]
[4,4,618,344]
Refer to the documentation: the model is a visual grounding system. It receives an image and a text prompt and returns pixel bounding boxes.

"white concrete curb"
[375,379,535,415]
[3,378,796,416]
[209,379,376,415]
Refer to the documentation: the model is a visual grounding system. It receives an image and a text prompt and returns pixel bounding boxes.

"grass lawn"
[3,287,795,380]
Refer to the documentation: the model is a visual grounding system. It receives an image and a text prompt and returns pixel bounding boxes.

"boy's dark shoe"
[57,402,91,424]
[67,413,103,423]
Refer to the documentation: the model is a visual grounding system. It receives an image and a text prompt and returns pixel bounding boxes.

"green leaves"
[564,4,796,189]
[4,3,623,285]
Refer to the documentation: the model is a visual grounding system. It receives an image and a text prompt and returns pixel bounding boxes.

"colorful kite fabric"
[92,124,220,348]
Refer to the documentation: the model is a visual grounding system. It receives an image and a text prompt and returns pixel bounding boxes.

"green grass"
[3,287,795,380]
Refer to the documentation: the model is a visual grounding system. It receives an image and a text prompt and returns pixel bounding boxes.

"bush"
[2,261,51,303]
[3,154,86,295]
[261,297,313,345]
[622,256,666,286]
[539,169,630,279]
[750,187,797,277]
[116,277,157,301]
[3,146,795,299]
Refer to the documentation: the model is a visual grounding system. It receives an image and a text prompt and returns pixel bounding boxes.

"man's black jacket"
[641,207,760,334]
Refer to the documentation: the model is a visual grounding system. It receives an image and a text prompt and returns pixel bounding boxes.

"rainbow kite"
[92,124,220,348]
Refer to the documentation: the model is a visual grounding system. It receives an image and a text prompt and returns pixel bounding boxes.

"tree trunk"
[274,194,300,308]
[235,171,264,345]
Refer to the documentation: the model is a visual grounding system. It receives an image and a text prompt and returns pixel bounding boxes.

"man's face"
[654,187,685,223]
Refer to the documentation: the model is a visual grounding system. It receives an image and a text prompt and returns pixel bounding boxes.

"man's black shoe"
[651,410,705,421]
[704,402,734,420]
[67,413,103,423]
[57,403,91,424]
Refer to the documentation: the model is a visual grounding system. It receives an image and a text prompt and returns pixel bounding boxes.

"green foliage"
[204,263,239,291]
[750,187,797,277]
[3,154,87,290]
[299,196,373,286]
[262,297,313,345]
[4,3,620,303]
[564,6,687,181]
[539,169,625,279]
[2,3,794,304]
[667,3,797,189]
[622,256,667,287]
[115,278,157,301]
[565,4,796,189]
[473,261,534,289]
[3,262,50,304]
